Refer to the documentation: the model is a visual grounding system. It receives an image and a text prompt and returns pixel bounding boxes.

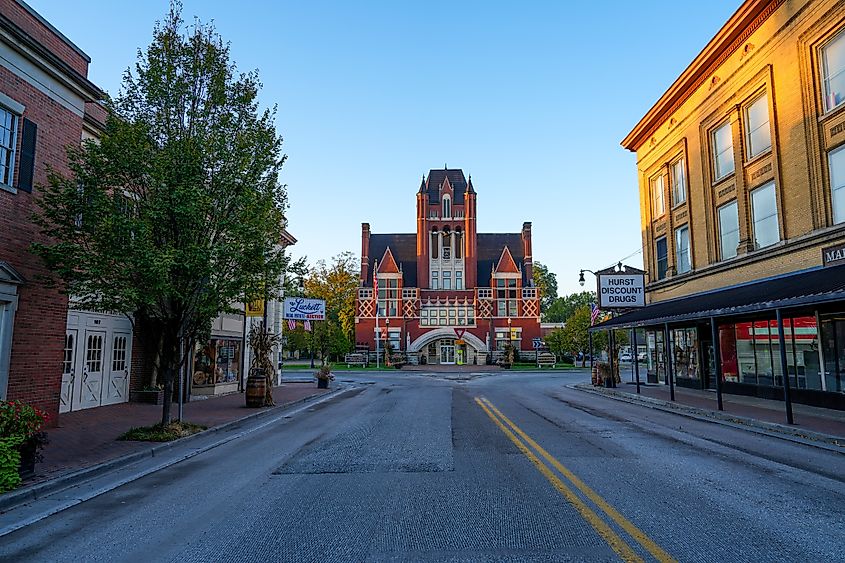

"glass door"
[440,342,456,364]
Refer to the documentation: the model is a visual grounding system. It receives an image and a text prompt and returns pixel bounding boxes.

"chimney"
[361,223,370,286]
[522,222,533,282]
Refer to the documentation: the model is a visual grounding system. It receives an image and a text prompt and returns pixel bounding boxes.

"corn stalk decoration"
[248,324,281,407]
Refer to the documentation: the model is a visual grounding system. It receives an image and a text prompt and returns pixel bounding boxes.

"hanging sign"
[598,274,645,308]
[245,299,264,317]
[283,297,326,320]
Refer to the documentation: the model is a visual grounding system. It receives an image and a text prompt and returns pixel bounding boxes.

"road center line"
[474,397,643,563]
[479,397,676,563]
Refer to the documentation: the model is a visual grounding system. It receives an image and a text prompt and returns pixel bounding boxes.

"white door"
[59,329,77,414]
[77,330,106,410]
[440,344,456,365]
[104,332,130,405]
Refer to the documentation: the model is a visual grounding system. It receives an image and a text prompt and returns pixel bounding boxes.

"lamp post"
[579,269,597,381]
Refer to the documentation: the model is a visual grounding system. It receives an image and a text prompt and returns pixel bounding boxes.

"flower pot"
[17,436,38,480]
[317,378,329,389]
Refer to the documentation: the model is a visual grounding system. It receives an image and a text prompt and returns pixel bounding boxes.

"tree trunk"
[159,332,180,426]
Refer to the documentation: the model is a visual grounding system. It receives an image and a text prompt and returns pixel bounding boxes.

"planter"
[317,378,329,389]
[129,389,165,405]
[17,437,37,480]
[245,370,266,408]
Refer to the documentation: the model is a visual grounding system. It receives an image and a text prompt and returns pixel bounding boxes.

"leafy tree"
[33,5,287,424]
[545,291,596,323]
[302,252,359,361]
[532,262,558,317]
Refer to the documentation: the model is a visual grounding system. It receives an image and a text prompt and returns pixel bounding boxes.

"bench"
[536,352,556,369]
[345,353,367,368]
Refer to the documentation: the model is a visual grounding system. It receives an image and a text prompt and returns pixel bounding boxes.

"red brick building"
[355,168,541,365]
[0,0,104,422]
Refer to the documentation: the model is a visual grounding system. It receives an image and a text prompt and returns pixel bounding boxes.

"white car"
[619,352,632,362]
[637,351,647,362]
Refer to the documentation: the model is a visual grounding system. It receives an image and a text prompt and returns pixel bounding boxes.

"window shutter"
[18,118,37,192]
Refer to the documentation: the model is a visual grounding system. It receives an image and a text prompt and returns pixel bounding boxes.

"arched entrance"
[409,329,487,366]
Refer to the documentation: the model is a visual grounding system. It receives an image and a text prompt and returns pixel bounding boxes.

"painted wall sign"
[822,242,845,267]
[283,297,326,320]
[598,274,645,308]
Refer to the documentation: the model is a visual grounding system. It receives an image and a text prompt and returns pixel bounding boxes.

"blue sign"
[283,297,326,320]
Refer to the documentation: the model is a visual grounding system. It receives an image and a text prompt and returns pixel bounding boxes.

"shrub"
[0,400,50,492]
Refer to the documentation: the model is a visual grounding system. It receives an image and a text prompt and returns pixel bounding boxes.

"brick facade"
[623,0,845,303]
[0,1,103,423]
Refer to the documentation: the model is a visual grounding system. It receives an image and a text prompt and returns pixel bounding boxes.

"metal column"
[633,328,641,394]
[776,309,794,425]
[709,316,723,411]
[664,323,675,401]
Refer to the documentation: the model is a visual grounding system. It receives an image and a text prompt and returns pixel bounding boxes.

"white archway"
[408,328,487,353]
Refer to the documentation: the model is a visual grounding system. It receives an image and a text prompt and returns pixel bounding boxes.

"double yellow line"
[475,397,675,563]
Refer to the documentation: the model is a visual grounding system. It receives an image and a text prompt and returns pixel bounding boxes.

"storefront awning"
[591,263,845,331]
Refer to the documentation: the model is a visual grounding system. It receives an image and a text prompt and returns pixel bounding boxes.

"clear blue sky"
[31,0,738,295]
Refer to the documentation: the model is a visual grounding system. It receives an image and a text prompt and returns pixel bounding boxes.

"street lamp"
[384,317,390,366]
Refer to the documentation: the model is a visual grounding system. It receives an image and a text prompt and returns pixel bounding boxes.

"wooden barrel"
[245,372,266,407]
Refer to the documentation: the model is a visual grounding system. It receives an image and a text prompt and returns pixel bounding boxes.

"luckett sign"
[595,263,646,309]
[283,297,326,320]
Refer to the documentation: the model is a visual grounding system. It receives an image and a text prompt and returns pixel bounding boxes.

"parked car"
[619,352,632,362]
[637,351,647,362]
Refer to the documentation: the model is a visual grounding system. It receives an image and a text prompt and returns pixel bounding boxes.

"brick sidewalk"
[596,379,845,439]
[29,383,329,485]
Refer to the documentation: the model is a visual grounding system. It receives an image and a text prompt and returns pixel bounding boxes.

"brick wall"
[0,56,84,426]
[0,0,90,77]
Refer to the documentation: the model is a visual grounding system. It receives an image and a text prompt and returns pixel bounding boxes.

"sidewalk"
[576,379,845,448]
[27,383,330,487]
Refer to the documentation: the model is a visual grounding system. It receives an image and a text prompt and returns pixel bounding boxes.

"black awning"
[591,263,845,331]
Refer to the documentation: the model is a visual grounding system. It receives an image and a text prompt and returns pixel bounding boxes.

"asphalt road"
[2,370,844,562]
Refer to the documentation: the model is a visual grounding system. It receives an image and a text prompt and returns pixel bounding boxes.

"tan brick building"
[599,0,845,410]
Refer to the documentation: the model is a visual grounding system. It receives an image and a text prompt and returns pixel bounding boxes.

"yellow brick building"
[600,0,845,411]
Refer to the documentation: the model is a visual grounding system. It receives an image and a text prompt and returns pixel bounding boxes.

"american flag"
[288,319,296,331]
[590,303,601,326]
[303,319,312,332]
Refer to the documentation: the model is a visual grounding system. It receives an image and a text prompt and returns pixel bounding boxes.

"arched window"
[454,229,462,259]
[443,195,451,218]
[430,229,438,259]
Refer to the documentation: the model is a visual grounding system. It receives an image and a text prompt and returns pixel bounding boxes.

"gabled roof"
[377,247,401,274]
[0,261,25,284]
[367,234,417,287]
[494,246,520,274]
[423,168,468,205]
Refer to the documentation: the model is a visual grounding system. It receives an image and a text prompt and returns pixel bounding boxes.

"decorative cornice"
[622,0,783,152]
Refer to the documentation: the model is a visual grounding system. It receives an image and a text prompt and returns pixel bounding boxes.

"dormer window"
[442,195,451,218]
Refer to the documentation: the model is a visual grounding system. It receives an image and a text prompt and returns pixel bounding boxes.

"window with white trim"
[745,94,771,158]
[717,201,740,260]
[0,108,18,187]
[442,195,451,218]
[671,158,686,206]
[674,225,691,274]
[455,271,463,290]
[712,121,734,180]
[651,174,665,217]
[442,271,451,290]
[431,271,439,290]
[750,181,779,249]
[822,28,845,112]
[655,236,668,280]
[828,144,845,224]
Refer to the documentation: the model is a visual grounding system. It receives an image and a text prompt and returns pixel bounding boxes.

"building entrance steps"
[10,383,330,493]
[574,377,845,449]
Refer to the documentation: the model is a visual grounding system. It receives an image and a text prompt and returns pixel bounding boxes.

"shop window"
[718,323,739,382]
[655,236,668,280]
[712,121,734,181]
[651,173,665,217]
[193,339,241,386]
[822,28,845,112]
[672,327,698,380]
[745,93,771,158]
[786,316,821,390]
[820,315,845,393]
[751,182,779,248]
[674,225,691,274]
[718,201,740,260]
[671,158,686,206]
[828,144,845,224]
[0,107,18,187]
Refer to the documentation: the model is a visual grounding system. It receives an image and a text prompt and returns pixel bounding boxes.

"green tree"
[304,252,359,361]
[545,291,596,323]
[533,262,558,317]
[33,5,287,425]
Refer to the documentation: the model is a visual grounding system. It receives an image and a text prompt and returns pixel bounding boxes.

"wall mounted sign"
[594,263,647,309]
[822,242,845,267]
[283,297,326,320]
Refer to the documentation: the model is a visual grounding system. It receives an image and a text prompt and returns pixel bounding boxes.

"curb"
[570,383,845,453]
[0,385,352,514]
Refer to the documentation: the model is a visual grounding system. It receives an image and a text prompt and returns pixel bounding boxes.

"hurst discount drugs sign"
[598,274,645,309]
